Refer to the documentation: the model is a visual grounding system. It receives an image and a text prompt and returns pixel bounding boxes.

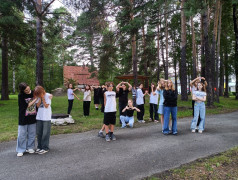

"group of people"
[16,76,207,156]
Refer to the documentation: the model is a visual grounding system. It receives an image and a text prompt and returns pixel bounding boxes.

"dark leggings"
[83,101,91,116]
[192,100,201,126]
[150,103,158,120]
[68,100,74,114]
[137,104,144,120]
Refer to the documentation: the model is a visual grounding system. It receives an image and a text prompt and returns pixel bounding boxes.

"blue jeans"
[16,123,36,153]
[36,120,51,150]
[191,102,206,131]
[120,116,134,128]
[163,106,177,134]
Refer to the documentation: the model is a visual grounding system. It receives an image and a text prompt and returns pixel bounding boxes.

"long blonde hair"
[158,79,166,90]
[165,80,175,91]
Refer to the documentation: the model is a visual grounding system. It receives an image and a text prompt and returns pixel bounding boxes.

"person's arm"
[122,106,129,112]
[73,93,80,100]
[133,107,140,112]
[190,77,200,87]
[196,95,207,102]
[36,98,42,108]
[27,98,38,108]
[116,82,122,92]
[104,93,106,107]
[41,97,50,108]
[192,94,197,101]
[127,82,132,91]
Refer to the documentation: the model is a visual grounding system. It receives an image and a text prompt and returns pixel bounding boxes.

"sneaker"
[137,120,142,123]
[191,129,196,133]
[98,131,104,138]
[35,149,41,154]
[141,120,145,123]
[38,149,49,154]
[198,130,203,134]
[121,126,126,128]
[154,120,159,123]
[17,153,23,157]
[149,118,152,121]
[105,134,111,142]
[110,134,116,141]
[26,149,35,154]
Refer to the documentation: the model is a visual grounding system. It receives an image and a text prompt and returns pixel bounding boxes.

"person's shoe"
[149,118,152,121]
[17,153,23,157]
[35,149,41,154]
[98,131,104,138]
[26,149,35,154]
[137,120,142,123]
[198,130,203,134]
[141,120,145,123]
[191,129,196,133]
[110,134,116,141]
[105,134,111,142]
[154,120,159,123]
[121,126,126,128]
[38,149,49,154]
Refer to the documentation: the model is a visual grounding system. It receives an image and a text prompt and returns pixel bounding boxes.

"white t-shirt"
[191,86,197,95]
[193,90,207,99]
[104,91,116,112]
[149,91,159,104]
[36,93,52,121]
[67,89,74,100]
[82,89,91,101]
[136,89,144,105]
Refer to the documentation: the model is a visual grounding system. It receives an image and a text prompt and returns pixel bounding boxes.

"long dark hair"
[18,82,28,94]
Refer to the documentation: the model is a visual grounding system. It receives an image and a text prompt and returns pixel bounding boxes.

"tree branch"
[41,0,56,16]
[29,0,41,16]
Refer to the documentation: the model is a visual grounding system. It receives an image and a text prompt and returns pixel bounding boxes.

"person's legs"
[154,104,158,120]
[198,102,206,131]
[163,107,170,134]
[27,123,36,150]
[68,100,73,114]
[120,115,127,128]
[36,120,43,150]
[41,121,51,151]
[191,103,200,130]
[86,101,91,115]
[83,101,87,116]
[149,103,153,120]
[171,107,178,134]
[128,117,134,127]
[141,105,145,120]
[137,105,142,120]
[16,125,27,153]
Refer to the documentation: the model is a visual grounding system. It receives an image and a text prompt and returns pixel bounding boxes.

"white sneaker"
[17,153,23,157]
[26,149,35,154]
[137,120,142,123]
[191,129,196,133]
[141,120,145,123]
[38,149,49,154]
[35,149,41,154]
[198,130,203,133]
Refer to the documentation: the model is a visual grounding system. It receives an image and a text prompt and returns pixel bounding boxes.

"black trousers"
[119,102,127,116]
[150,103,158,121]
[192,100,201,126]
[83,101,91,116]
[68,100,74,114]
[137,104,145,120]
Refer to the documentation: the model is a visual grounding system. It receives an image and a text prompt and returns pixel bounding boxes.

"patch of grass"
[146,146,238,180]
[0,94,238,142]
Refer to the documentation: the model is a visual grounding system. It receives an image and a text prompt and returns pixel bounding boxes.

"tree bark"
[180,0,188,101]
[200,15,205,77]
[157,21,160,81]
[203,3,213,106]
[35,0,43,86]
[219,52,224,96]
[13,63,16,94]
[142,11,148,87]
[165,0,169,80]
[1,35,9,100]
[224,49,229,98]
[233,4,238,100]
[191,16,197,79]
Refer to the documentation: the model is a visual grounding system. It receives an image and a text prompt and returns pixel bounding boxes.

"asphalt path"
[0,111,238,180]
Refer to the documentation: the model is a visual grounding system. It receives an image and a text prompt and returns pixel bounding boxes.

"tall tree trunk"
[216,3,222,101]
[130,0,138,86]
[233,3,238,100]
[191,16,197,79]
[211,0,220,102]
[203,3,213,106]
[142,11,148,88]
[180,0,188,101]
[165,1,169,80]
[13,63,16,94]
[201,15,205,77]
[36,0,43,86]
[157,22,160,81]
[219,52,224,96]
[224,49,229,98]
[1,35,9,100]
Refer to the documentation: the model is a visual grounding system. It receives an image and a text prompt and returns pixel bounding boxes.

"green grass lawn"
[0,94,238,142]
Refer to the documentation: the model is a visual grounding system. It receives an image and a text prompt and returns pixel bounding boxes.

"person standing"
[136,83,148,123]
[34,86,53,154]
[163,80,178,135]
[80,85,92,116]
[67,84,79,115]
[16,82,38,157]
[131,85,137,107]
[191,81,207,133]
[92,85,100,110]
[148,83,159,122]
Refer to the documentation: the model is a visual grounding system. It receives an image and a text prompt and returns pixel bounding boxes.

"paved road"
[0,112,238,180]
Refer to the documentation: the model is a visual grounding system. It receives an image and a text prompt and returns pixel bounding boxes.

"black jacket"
[163,89,177,107]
